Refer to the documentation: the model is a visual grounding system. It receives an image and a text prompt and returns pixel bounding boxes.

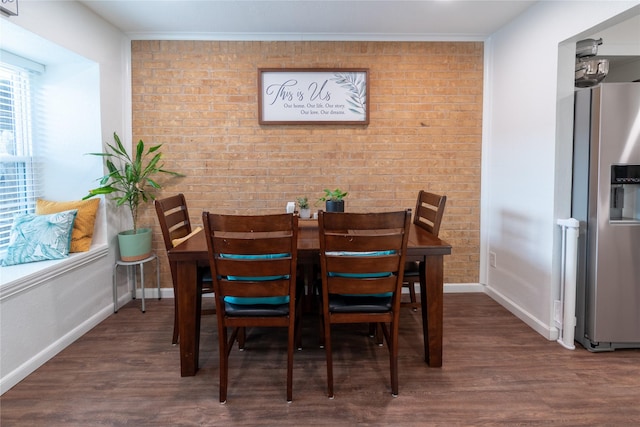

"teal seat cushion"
[220,253,290,305]
[225,296,289,305]
[326,250,396,297]
[1,209,78,266]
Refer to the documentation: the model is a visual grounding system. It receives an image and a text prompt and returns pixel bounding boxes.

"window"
[0,59,43,250]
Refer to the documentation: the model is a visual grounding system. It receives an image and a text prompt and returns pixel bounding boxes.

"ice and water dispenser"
[610,165,640,222]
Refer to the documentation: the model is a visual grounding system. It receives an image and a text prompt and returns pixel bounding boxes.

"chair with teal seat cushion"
[202,212,300,403]
[318,209,411,398]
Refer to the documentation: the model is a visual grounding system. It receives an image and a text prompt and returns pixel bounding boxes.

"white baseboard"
[484,285,558,341]
[444,282,485,293]
[0,304,114,395]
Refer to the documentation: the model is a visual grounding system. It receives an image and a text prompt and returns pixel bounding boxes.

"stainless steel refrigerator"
[572,82,640,351]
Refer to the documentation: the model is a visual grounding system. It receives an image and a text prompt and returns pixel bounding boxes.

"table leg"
[298,256,318,313]
[419,254,444,367]
[177,260,200,376]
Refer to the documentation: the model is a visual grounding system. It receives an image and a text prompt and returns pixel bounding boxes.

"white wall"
[0,1,130,394]
[483,1,640,339]
[590,14,640,82]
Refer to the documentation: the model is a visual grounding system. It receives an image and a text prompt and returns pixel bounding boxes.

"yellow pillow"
[36,198,100,253]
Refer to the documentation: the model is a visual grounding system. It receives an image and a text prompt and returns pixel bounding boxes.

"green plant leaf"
[84,132,185,232]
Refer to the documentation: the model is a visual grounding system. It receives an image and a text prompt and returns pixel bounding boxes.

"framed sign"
[0,0,18,16]
[258,68,369,125]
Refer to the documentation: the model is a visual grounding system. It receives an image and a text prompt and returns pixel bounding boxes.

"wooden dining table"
[168,218,452,377]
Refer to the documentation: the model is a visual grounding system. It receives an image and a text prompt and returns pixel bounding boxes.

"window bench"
[0,243,112,395]
[0,244,109,299]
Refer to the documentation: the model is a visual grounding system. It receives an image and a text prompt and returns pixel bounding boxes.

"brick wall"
[131,40,482,286]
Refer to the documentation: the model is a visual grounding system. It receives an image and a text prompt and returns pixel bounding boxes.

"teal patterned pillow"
[1,209,78,266]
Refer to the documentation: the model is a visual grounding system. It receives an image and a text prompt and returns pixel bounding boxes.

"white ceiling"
[78,0,538,40]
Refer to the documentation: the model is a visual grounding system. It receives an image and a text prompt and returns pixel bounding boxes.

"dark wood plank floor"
[2,293,639,426]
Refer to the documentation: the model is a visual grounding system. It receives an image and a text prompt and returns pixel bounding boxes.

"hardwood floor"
[2,293,639,426]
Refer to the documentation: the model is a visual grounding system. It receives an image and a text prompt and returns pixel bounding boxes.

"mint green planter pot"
[118,227,153,261]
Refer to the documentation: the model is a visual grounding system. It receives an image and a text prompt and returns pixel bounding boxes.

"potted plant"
[317,188,348,212]
[296,196,311,219]
[84,132,184,261]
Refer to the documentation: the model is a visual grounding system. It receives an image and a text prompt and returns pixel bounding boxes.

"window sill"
[0,244,109,301]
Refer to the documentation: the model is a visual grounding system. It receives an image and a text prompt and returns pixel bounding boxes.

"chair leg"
[287,321,295,402]
[367,323,384,345]
[318,315,325,348]
[315,281,325,349]
[368,323,376,337]
[323,315,334,399]
[295,303,303,351]
[172,283,179,345]
[408,281,418,311]
[219,326,229,403]
[390,322,399,397]
[237,327,246,350]
[318,289,325,348]
[375,323,384,346]
[295,326,302,351]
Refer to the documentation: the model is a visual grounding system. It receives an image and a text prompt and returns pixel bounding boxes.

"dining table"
[168,218,452,377]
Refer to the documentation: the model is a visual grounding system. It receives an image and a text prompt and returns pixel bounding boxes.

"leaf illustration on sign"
[332,72,367,117]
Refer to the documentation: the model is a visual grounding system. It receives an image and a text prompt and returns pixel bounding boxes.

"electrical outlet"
[489,251,497,268]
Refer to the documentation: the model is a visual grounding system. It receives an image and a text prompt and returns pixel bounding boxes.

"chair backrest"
[202,212,298,310]
[154,194,193,251]
[318,210,411,299]
[413,190,446,237]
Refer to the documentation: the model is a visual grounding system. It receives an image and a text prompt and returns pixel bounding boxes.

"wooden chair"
[403,191,446,311]
[202,212,299,403]
[154,194,215,345]
[318,209,411,398]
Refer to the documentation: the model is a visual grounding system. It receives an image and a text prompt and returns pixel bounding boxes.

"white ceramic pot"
[299,208,311,219]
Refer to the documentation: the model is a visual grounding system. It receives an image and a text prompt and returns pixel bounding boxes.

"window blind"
[0,61,43,249]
